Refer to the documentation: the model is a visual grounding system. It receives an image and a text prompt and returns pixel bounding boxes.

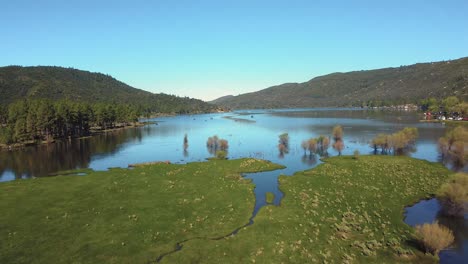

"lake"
[0,108,449,181]
[0,108,465,262]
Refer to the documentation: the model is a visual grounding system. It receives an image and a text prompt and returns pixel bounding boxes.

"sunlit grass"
[165,156,451,263]
[0,158,283,263]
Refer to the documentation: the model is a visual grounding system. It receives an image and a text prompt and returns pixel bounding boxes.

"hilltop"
[0,66,217,114]
[211,57,468,109]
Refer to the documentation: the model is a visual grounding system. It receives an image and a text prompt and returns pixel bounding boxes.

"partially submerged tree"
[301,140,308,154]
[370,127,418,155]
[278,133,289,157]
[371,133,389,154]
[321,136,330,154]
[332,125,344,155]
[301,135,331,157]
[207,135,229,157]
[307,138,318,155]
[332,125,343,142]
[333,140,345,155]
[183,134,188,151]
[279,133,289,148]
[437,173,468,216]
[437,126,468,167]
[218,139,229,151]
[206,135,220,155]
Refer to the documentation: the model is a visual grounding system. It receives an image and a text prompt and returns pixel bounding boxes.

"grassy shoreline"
[0,156,453,263]
[0,121,155,151]
[164,156,452,263]
[0,158,283,263]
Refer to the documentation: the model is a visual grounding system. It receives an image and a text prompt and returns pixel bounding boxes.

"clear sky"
[1,0,468,101]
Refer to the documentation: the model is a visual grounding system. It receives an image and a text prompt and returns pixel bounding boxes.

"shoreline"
[0,121,156,151]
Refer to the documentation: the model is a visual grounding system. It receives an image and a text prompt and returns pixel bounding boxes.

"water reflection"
[301,154,318,166]
[0,128,143,180]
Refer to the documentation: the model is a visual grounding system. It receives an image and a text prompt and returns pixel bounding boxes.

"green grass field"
[0,159,283,263]
[163,156,452,264]
[0,156,452,263]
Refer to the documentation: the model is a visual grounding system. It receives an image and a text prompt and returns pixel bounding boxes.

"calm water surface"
[0,108,448,180]
[0,108,465,261]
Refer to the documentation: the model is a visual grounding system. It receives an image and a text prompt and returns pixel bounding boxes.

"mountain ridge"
[210,57,468,109]
[0,66,217,114]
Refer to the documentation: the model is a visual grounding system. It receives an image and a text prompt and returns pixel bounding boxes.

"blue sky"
[1,0,467,101]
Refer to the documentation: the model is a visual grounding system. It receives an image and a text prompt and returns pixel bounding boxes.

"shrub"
[0,126,14,145]
[415,222,454,255]
[301,140,308,153]
[438,126,468,167]
[215,150,227,159]
[437,173,468,216]
[437,137,449,158]
[353,150,360,160]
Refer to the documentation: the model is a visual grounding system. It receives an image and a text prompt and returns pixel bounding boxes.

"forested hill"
[0,66,217,114]
[210,57,468,109]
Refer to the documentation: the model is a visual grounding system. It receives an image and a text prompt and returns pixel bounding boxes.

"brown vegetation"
[278,133,289,156]
[207,135,229,156]
[437,126,468,167]
[353,150,360,160]
[301,135,330,157]
[415,222,454,255]
[218,139,229,151]
[437,173,468,216]
[332,125,343,142]
[332,125,344,155]
[370,127,418,155]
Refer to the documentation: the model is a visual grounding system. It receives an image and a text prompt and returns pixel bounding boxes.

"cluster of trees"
[301,135,330,156]
[360,99,416,108]
[299,125,344,159]
[0,99,140,145]
[370,127,418,155]
[438,126,468,167]
[420,96,468,114]
[206,135,229,159]
[0,66,218,114]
